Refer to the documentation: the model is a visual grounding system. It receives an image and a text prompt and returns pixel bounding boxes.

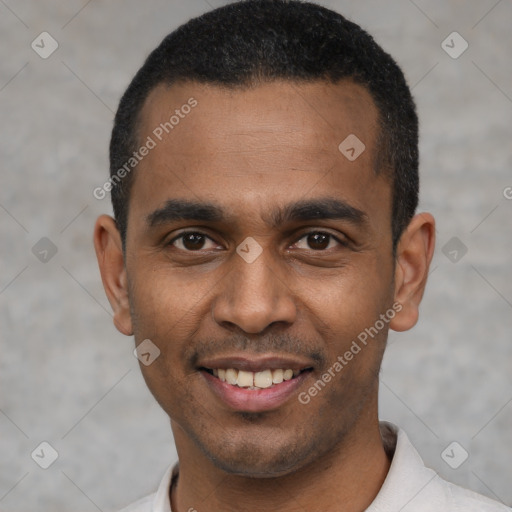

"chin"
[197,430,320,478]
[209,453,305,478]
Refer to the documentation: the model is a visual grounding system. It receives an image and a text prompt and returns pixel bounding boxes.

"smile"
[198,357,314,412]
[202,367,309,389]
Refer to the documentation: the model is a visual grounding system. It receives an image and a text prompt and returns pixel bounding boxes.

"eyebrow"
[146,197,368,229]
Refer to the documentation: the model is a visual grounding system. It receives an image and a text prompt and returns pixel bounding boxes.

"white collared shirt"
[118,422,510,511]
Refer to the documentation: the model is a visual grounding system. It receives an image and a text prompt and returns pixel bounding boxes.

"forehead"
[139,79,379,155]
[130,79,388,231]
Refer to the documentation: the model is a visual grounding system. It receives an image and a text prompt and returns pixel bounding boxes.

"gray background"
[1,0,511,510]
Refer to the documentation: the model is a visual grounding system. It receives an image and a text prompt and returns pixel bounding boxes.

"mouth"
[200,367,311,389]
[198,356,314,412]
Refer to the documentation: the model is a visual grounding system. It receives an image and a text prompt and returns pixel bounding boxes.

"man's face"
[122,80,396,476]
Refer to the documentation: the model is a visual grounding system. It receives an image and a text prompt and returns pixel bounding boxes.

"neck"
[170,411,391,512]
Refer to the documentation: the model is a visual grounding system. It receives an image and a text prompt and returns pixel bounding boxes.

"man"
[93,1,510,510]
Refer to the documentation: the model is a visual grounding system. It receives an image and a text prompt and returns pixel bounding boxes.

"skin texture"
[94,80,435,512]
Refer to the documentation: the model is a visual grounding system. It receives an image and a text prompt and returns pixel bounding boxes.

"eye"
[167,230,347,253]
[169,232,219,251]
[293,232,346,251]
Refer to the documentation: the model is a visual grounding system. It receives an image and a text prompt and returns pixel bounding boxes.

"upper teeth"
[212,368,298,388]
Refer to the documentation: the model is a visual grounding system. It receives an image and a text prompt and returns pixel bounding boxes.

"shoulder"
[373,422,511,511]
[115,493,156,512]
[113,463,176,512]
[442,478,511,511]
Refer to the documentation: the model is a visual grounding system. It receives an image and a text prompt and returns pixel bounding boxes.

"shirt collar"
[151,463,177,512]
[151,421,432,512]
[366,421,440,511]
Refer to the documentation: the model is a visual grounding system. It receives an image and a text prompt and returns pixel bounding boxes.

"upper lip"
[198,354,314,373]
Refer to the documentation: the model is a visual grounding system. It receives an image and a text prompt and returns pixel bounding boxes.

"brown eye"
[182,233,206,250]
[294,232,344,251]
[308,233,330,250]
[170,232,218,251]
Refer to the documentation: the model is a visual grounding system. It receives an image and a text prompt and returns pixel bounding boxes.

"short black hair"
[109,0,419,251]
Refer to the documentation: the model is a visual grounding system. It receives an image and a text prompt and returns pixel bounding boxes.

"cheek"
[129,263,210,336]
[305,264,390,325]
[302,264,393,371]
[128,264,219,404]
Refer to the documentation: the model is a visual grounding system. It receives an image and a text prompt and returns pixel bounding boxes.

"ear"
[389,212,435,332]
[93,215,133,336]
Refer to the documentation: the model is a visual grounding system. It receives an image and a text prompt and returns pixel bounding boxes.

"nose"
[212,247,297,334]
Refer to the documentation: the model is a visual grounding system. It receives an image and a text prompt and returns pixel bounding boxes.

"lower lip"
[201,370,310,413]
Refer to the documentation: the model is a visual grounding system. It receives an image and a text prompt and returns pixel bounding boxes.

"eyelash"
[167,230,349,252]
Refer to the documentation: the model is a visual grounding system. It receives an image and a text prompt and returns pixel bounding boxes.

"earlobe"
[389,213,435,332]
[93,215,133,336]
